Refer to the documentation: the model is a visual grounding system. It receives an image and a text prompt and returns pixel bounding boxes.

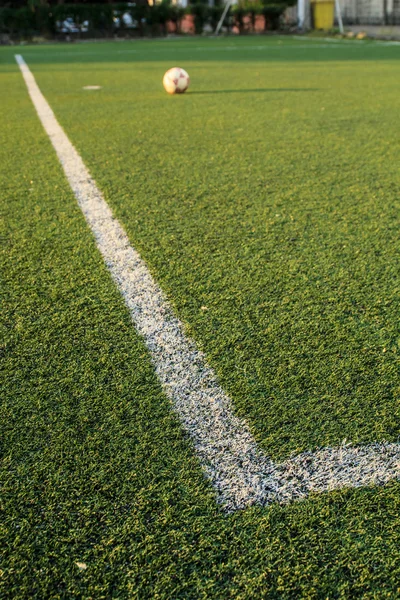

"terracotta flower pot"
[180,14,195,34]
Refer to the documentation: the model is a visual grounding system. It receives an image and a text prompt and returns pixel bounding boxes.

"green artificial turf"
[12,36,400,461]
[1,37,400,598]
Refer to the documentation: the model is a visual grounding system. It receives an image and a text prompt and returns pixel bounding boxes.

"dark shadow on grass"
[191,88,319,95]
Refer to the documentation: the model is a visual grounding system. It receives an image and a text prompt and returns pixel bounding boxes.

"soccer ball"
[163,67,190,95]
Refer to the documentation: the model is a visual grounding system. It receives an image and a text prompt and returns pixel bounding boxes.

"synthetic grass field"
[1,36,400,597]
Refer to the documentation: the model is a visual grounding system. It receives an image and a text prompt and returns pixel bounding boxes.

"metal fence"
[284,0,400,28]
[341,0,400,25]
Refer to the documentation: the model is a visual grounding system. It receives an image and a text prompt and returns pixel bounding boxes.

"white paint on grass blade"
[15,54,400,511]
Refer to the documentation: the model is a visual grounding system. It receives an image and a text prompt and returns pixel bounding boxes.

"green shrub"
[0,1,295,38]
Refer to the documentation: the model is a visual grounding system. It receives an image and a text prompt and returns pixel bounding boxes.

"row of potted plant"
[0,0,295,39]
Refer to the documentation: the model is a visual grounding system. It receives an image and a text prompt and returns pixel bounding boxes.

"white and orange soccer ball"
[163,67,190,95]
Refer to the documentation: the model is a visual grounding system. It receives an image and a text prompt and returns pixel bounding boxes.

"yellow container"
[312,0,335,29]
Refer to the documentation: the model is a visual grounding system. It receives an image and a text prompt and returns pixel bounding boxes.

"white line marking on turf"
[15,54,400,511]
[82,85,102,90]
[22,40,399,61]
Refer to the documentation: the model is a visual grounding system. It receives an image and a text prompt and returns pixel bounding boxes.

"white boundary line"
[22,40,400,60]
[15,54,400,511]
[20,40,400,61]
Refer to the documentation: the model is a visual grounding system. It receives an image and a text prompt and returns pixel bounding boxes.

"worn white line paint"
[21,41,398,61]
[82,85,102,90]
[16,54,400,511]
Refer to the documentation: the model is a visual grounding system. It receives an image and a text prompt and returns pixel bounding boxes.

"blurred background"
[1,0,400,44]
